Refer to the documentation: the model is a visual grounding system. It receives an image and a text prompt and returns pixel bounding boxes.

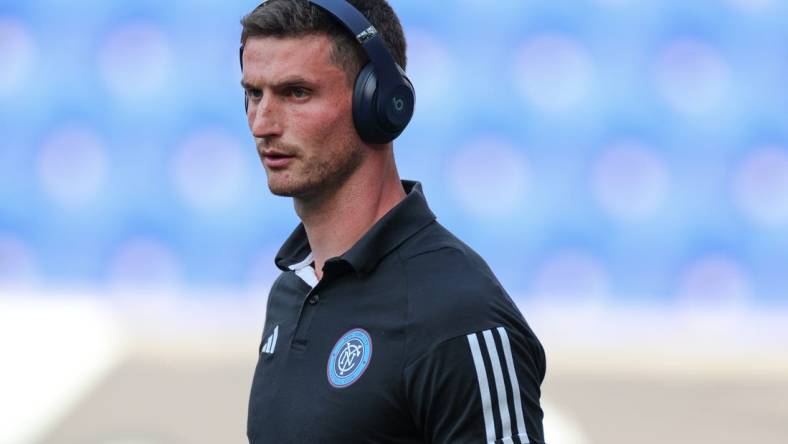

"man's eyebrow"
[241,76,316,90]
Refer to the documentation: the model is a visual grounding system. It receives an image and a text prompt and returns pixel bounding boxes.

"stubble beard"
[265,140,366,201]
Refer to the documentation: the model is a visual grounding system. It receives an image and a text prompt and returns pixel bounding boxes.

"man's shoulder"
[398,221,485,264]
[396,222,531,361]
[397,220,497,287]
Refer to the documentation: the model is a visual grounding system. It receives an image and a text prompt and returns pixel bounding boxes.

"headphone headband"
[307,0,402,100]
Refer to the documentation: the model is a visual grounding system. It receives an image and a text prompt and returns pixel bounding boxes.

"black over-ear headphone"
[239,0,415,144]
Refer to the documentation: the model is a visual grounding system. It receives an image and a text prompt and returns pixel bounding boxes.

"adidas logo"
[261,325,279,355]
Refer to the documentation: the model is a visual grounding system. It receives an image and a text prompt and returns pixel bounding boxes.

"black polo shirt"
[247,180,546,444]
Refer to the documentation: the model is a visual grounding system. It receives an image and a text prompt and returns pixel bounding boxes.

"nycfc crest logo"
[327,328,372,388]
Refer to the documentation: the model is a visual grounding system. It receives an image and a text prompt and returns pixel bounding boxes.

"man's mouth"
[263,153,295,168]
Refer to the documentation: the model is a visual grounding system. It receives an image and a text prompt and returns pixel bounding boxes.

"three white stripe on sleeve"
[467,327,530,444]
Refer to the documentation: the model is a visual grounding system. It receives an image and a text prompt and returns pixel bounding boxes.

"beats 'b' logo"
[392,96,405,112]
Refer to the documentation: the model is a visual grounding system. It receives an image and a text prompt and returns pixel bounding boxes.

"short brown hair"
[240,0,407,85]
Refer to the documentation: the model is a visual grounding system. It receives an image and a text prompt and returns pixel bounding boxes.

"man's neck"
[294,160,406,280]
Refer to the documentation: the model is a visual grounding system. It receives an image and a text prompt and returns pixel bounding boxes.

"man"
[240,1,546,443]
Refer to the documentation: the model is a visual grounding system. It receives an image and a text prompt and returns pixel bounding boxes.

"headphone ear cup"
[352,63,381,143]
[352,63,415,144]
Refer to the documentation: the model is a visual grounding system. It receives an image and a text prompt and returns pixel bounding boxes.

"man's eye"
[289,87,308,99]
[249,88,262,99]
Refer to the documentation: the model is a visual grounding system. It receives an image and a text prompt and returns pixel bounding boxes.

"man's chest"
[247,275,420,443]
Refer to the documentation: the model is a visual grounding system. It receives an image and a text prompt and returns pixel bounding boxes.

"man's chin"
[269,189,298,198]
[267,185,297,197]
[267,180,311,198]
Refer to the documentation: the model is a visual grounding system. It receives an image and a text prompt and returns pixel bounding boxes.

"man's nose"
[249,94,282,138]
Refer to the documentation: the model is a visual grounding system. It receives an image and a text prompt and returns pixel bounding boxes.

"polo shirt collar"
[275,180,436,276]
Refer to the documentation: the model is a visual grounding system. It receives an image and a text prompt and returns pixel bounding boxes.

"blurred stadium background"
[1,0,788,443]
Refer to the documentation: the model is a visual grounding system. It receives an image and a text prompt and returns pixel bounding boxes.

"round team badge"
[327,328,373,388]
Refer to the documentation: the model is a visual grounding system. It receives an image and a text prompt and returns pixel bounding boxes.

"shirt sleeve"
[403,326,546,444]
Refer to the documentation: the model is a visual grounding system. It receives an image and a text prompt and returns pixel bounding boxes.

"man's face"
[241,34,365,199]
